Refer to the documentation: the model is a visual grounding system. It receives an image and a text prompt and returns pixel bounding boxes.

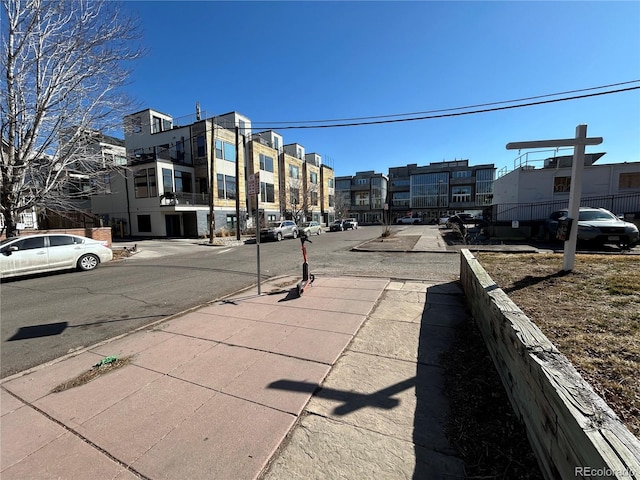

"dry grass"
[475,253,640,438]
[51,356,134,393]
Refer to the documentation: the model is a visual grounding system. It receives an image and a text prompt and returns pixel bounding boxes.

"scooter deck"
[296,273,315,296]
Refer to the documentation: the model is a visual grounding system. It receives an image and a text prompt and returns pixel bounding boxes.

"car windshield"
[267,222,281,228]
[300,222,311,227]
[579,210,617,221]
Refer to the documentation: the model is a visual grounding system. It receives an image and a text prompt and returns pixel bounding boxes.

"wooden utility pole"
[209,118,216,244]
[235,125,241,241]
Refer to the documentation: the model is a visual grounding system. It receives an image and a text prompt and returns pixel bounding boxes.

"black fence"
[491,192,640,222]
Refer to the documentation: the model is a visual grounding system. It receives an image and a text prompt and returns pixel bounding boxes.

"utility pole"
[506,124,602,272]
[209,118,216,244]
[235,125,241,241]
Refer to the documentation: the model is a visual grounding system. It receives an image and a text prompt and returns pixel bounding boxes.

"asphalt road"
[0,226,459,378]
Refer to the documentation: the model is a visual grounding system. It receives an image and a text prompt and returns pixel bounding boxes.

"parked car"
[260,220,298,241]
[0,234,113,279]
[397,216,420,225]
[343,218,359,230]
[544,207,639,247]
[446,213,478,228]
[299,221,322,236]
[329,220,346,232]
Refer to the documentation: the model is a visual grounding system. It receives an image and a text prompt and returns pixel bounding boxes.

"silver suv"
[260,220,299,241]
[545,207,639,248]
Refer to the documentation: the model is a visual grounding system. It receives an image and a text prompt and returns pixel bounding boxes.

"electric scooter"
[296,233,315,296]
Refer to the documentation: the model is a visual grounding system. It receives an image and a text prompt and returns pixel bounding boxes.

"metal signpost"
[506,124,602,272]
[248,172,262,294]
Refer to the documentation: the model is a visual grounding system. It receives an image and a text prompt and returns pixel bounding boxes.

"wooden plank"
[459,250,640,480]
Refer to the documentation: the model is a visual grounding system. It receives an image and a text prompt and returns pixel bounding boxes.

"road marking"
[217,248,232,254]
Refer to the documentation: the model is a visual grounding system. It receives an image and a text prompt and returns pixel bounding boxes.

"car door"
[0,235,48,277]
[47,235,85,269]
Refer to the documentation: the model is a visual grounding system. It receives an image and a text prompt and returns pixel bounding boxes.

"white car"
[299,221,322,236]
[0,234,113,279]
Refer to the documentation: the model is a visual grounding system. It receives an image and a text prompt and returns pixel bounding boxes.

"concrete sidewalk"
[2,226,471,479]
[1,269,468,479]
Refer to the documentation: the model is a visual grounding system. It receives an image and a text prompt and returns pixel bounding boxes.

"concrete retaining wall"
[459,249,640,479]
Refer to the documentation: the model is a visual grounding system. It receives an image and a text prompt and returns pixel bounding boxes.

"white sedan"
[0,234,113,279]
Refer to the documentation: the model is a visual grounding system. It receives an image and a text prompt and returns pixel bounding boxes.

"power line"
[250,80,640,125]
[254,85,640,130]
[129,82,639,158]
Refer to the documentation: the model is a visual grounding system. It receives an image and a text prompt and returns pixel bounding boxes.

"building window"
[410,172,448,208]
[392,191,410,208]
[152,116,162,134]
[335,179,351,189]
[356,178,369,185]
[215,139,223,159]
[226,214,237,230]
[260,182,275,203]
[311,191,318,206]
[217,174,236,200]
[554,176,571,193]
[329,194,335,207]
[355,191,369,206]
[475,168,494,205]
[619,172,640,189]
[259,154,274,172]
[162,168,173,192]
[175,138,184,162]
[138,215,151,232]
[452,170,471,178]
[197,135,206,157]
[290,188,299,205]
[132,116,142,134]
[134,168,157,198]
[175,170,192,193]
[328,178,334,188]
[289,165,300,179]
[224,142,236,162]
[310,172,318,184]
[451,186,471,203]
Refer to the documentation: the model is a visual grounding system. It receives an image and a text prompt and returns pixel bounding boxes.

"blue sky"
[121,1,640,177]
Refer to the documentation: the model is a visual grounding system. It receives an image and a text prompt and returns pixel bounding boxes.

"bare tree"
[333,190,350,220]
[1,0,143,236]
[282,179,322,222]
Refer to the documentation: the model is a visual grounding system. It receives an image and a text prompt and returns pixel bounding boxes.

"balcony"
[160,192,209,207]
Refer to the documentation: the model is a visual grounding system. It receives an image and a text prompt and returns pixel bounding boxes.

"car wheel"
[317,228,321,235]
[276,232,283,241]
[292,230,298,239]
[77,254,99,271]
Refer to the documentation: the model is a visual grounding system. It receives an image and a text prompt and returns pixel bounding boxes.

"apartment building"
[92,108,250,237]
[279,143,306,221]
[335,171,389,224]
[248,131,283,224]
[388,160,495,223]
[91,108,335,238]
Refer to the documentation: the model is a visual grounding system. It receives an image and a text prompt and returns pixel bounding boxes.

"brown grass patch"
[51,355,134,393]
[475,253,640,438]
